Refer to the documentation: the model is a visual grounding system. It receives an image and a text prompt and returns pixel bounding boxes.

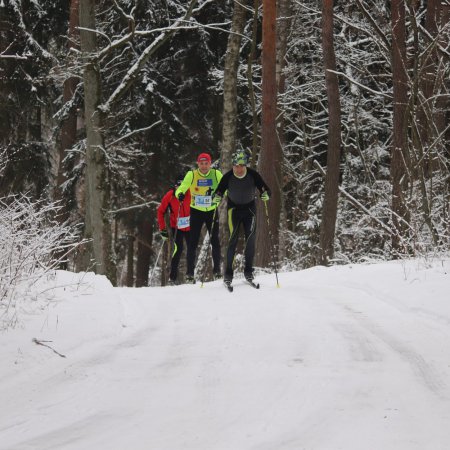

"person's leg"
[242,208,257,279]
[186,209,203,277]
[205,209,221,275]
[183,230,190,248]
[225,208,241,281]
[169,227,184,282]
[182,230,189,277]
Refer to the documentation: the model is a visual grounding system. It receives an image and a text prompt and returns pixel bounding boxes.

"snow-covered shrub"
[0,195,82,329]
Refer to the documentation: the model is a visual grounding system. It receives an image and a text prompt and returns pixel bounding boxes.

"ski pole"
[263,200,280,288]
[148,239,166,286]
[200,207,218,288]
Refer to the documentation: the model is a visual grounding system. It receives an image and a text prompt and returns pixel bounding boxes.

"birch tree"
[221,0,248,172]
[219,0,248,253]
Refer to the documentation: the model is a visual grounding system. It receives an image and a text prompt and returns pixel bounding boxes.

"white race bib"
[177,216,190,229]
[194,195,212,207]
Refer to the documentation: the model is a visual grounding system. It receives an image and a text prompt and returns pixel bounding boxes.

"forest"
[0,0,449,288]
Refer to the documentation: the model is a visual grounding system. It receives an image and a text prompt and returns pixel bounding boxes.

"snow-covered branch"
[314,161,395,236]
[107,120,162,147]
[327,69,393,99]
[0,195,85,329]
[99,0,201,112]
[108,201,160,216]
[8,0,58,65]
[0,54,28,60]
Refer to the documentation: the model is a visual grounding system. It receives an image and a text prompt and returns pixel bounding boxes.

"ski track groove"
[332,285,449,398]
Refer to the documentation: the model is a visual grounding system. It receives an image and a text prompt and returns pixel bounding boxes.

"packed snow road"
[1,258,449,450]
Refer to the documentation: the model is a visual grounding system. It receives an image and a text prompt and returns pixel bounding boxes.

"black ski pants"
[225,206,256,280]
[169,228,190,281]
[186,208,221,277]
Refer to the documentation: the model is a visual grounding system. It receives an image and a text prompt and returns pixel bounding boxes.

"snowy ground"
[1,257,450,450]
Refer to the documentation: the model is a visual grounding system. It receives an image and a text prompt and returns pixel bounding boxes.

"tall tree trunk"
[319,0,342,265]
[435,2,450,152]
[416,0,439,175]
[409,1,440,245]
[221,0,247,171]
[276,0,292,262]
[79,0,116,284]
[247,0,260,161]
[390,0,409,252]
[255,0,281,268]
[219,0,248,254]
[56,0,79,210]
[55,0,80,270]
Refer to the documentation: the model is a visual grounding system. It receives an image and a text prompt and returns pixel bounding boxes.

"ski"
[224,281,233,292]
[245,279,260,289]
[223,280,258,291]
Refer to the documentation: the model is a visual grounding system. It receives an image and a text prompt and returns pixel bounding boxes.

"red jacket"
[157,188,191,231]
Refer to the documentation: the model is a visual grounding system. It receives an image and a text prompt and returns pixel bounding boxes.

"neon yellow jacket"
[175,168,223,212]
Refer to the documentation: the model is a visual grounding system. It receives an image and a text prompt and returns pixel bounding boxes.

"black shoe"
[244,272,254,282]
[213,272,222,280]
[224,275,233,284]
[186,276,196,284]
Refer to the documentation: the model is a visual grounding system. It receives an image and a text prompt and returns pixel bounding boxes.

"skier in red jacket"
[157,175,191,285]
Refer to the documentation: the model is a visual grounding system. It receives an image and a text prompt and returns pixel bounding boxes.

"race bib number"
[195,195,212,207]
[177,216,190,229]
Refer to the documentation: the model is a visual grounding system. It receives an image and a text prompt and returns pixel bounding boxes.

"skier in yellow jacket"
[175,153,223,283]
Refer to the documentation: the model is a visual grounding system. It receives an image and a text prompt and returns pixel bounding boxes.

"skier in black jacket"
[213,150,271,285]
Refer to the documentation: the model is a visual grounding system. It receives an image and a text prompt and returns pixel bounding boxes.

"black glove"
[177,192,185,201]
[161,229,169,241]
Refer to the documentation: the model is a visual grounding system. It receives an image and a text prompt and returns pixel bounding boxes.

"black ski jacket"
[214,167,271,210]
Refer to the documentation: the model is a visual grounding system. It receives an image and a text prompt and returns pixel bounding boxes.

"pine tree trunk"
[276,0,292,262]
[56,0,79,210]
[247,0,260,160]
[79,0,116,284]
[255,0,281,268]
[435,3,450,154]
[416,0,439,176]
[0,6,14,147]
[319,0,342,265]
[390,0,409,252]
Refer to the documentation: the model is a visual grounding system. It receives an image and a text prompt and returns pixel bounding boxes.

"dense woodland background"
[0,0,449,287]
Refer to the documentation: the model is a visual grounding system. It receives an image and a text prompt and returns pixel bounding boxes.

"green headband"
[232,151,249,165]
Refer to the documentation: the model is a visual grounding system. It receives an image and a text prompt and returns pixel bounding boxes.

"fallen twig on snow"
[32,338,66,358]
